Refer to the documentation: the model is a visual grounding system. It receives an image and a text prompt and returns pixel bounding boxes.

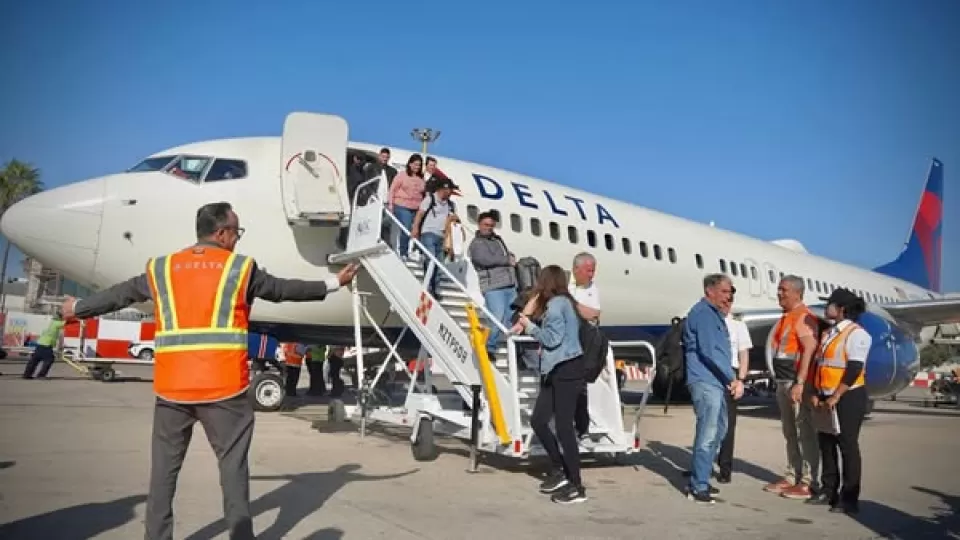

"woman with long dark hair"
[807,288,871,515]
[386,154,425,258]
[513,265,587,504]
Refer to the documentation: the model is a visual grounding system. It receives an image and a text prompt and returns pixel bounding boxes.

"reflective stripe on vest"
[146,247,254,403]
[772,306,814,361]
[815,323,865,396]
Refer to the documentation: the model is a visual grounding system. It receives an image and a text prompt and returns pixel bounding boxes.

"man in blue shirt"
[682,273,743,503]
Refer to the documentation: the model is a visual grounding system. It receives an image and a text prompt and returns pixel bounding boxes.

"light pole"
[410,128,441,157]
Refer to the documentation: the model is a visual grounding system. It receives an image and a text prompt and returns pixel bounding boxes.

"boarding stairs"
[325,175,656,463]
[277,111,656,463]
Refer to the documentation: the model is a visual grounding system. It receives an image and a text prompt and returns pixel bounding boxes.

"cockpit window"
[204,159,248,182]
[128,155,176,172]
[166,155,211,182]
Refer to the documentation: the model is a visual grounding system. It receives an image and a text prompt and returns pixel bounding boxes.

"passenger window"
[731,263,739,276]
[739,263,747,276]
[604,233,614,251]
[695,254,704,269]
[668,247,677,264]
[128,155,176,173]
[490,210,503,229]
[167,155,211,182]
[550,222,561,240]
[530,218,542,237]
[622,238,632,254]
[565,225,576,243]
[768,270,776,283]
[639,242,649,258]
[779,272,785,280]
[510,213,523,233]
[467,205,479,223]
[720,259,728,273]
[653,244,662,260]
[204,159,247,182]
[751,266,758,280]
[587,230,597,248]
[807,278,813,290]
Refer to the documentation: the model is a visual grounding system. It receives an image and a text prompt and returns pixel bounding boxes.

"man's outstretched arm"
[246,262,359,303]
[68,275,153,319]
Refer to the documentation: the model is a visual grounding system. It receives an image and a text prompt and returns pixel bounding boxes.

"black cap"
[434,177,459,191]
[819,287,862,308]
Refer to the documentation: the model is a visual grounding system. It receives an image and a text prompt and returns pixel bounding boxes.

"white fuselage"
[1,137,938,340]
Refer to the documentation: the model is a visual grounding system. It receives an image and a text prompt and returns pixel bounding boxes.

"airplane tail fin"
[873,158,944,293]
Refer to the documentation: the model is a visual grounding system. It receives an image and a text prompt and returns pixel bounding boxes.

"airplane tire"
[328,399,347,423]
[411,416,439,462]
[250,373,285,412]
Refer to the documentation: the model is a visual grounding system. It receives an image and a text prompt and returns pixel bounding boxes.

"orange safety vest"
[814,323,866,395]
[771,304,817,383]
[282,342,305,367]
[146,245,254,404]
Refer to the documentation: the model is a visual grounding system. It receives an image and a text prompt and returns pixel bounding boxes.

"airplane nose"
[0,178,106,284]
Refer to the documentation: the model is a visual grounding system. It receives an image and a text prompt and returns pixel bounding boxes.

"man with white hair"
[569,252,601,442]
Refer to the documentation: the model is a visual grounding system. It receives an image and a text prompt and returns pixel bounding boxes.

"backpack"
[579,316,611,383]
[514,257,541,293]
[424,175,440,194]
[657,316,687,381]
[424,192,455,216]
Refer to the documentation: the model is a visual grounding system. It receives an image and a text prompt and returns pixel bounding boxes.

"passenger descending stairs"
[329,189,638,457]
[403,258,542,424]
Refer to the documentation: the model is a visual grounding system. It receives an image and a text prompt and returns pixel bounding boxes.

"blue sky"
[1,0,959,290]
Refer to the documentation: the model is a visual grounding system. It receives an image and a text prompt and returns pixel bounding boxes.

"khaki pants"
[775,382,820,488]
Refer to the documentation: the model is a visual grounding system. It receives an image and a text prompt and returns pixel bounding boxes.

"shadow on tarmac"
[0,494,147,540]
[851,487,959,539]
[184,464,417,540]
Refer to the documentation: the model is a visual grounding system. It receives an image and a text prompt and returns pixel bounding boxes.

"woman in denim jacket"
[512,265,587,504]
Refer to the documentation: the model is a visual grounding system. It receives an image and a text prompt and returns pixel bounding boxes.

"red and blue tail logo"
[874,158,944,293]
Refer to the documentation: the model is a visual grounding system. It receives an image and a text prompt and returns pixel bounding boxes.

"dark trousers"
[284,364,301,396]
[818,386,867,507]
[23,345,55,378]
[306,359,325,395]
[327,354,345,397]
[145,394,255,540]
[574,387,589,437]
[717,392,738,474]
[531,357,585,487]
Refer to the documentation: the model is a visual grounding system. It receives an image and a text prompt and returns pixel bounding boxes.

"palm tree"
[0,159,44,311]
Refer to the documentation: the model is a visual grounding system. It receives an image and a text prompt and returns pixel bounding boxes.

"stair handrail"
[353,176,536,438]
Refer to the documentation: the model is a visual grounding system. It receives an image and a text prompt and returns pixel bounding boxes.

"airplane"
[2,112,957,403]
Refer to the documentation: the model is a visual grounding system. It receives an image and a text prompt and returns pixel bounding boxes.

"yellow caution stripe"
[464,303,510,445]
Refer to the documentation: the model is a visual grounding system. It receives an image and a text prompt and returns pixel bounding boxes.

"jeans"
[483,286,517,353]
[420,232,444,297]
[392,206,417,257]
[23,345,55,378]
[688,381,728,494]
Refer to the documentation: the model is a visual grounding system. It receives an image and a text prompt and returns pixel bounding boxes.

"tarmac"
[0,361,957,539]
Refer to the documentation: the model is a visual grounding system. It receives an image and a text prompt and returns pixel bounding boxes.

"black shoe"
[551,484,587,504]
[708,484,719,495]
[829,502,859,515]
[539,470,569,494]
[685,487,716,504]
[716,471,732,484]
[805,493,835,506]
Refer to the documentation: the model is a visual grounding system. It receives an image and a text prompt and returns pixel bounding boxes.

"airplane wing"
[878,298,960,328]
